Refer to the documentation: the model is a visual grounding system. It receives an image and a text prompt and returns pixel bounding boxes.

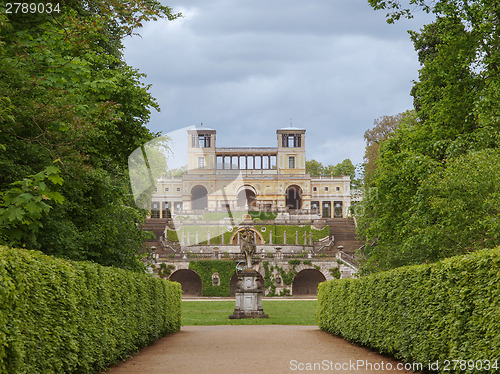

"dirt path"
[103,325,418,374]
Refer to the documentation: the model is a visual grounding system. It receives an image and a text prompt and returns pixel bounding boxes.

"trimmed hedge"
[317,247,500,373]
[0,246,182,373]
[189,260,236,296]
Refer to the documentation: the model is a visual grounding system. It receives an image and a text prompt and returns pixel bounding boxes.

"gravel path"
[103,325,418,374]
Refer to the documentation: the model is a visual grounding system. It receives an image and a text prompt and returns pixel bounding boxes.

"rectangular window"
[324,186,329,191]
[282,134,301,148]
[162,201,171,218]
[270,155,277,169]
[164,187,169,192]
[198,134,211,148]
[312,186,317,192]
[198,157,205,169]
[239,156,246,169]
[192,134,211,148]
[151,201,160,218]
[216,156,223,169]
[176,187,181,192]
[255,156,262,169]
[232,156,239,169]
[263,156,269,169]
[322,201,332,218]
[334,201,343,218]
[288,156,295,169]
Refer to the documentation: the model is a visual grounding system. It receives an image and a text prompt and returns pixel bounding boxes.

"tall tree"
[363,111,415,183]
[358,0,500,273]
[305,159,324,176]
[0,1,180,270]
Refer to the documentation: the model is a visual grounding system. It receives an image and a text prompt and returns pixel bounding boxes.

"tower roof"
[277,127,306,131]
[187,124,216,132]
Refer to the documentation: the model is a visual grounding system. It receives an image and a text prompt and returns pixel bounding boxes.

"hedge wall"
[0,246,182,373]
[317,247,500,374]
[189,260,236,296]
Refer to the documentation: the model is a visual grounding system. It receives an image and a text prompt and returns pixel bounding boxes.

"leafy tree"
[358,0,500,273]
[305,159,323,176]
[363,111,415,182]
[0,163,64,248]
[323,159,356,179]
[306,159,356,177]
[360,148,499,272]
[0,1,180,270]
[306,158,360,188]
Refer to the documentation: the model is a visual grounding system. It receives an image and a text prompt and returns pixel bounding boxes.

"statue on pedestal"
[229,226,268,319]
[240,227,256,269]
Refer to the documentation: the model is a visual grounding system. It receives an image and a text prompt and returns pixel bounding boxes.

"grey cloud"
[124,0,433,168]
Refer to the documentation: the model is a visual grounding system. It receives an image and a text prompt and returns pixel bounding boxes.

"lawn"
[181,299,318,325]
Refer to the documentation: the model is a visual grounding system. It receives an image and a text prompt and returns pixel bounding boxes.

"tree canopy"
[358,0,500,273]
[305,158,361,188]
[0,1,180,270]
[363,111,415,183]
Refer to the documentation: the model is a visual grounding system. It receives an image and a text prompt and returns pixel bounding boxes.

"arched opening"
[229,227,265,245]
[286,185,302,210]
[292,269,326,297]
[230,271,264,296]
[169,269,202,296]
[236,189,257,208]
[191,185,208,210]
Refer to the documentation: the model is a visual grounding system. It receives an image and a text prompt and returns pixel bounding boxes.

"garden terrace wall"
[317,247,500,374]
[0,246,182,373]
[189,260,236,296]
[166,224,329,245]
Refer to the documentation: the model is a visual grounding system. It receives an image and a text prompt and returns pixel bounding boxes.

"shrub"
[0,246,181,373]
[329,267,341,279]
[166,229,179,242]
[317,247,500,374]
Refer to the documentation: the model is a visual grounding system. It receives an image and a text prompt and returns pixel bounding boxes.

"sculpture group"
[229,226,268,319]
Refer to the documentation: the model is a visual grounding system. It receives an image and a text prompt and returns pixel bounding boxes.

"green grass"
[181,299,317,325]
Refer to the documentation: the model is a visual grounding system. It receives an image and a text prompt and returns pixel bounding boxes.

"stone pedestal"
[229,269,269,319]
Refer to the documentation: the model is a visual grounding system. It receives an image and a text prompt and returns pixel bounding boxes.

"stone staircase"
[326,217,364,256]
[141,219,181,253]
[142,218,169,241]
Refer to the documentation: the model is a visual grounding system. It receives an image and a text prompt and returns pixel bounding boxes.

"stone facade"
[150,126,351,219]
[150,253,358,297]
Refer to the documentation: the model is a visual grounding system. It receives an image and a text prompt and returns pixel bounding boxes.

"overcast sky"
[123,0,433,169]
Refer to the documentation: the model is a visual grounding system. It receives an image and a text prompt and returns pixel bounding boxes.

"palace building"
[149,126,352,219]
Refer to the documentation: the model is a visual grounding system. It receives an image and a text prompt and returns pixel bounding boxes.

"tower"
[276,127,306,175]
[187,126,216,175]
